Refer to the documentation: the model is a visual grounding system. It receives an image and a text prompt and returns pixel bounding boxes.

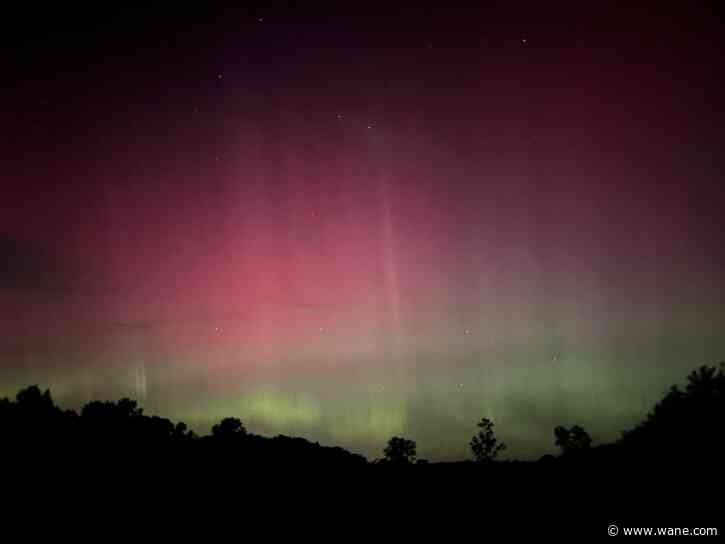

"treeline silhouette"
[2,362,723,471]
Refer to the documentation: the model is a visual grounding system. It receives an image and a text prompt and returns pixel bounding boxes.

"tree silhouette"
[470,417,506,462]
[685,365,721,397]
[15,385,56,415]
[6,385,65,446]
[554,425,592,454]
[172,421,196,441]
[211,417,247,438]
[81,398,143,419]
[383,436,417,464]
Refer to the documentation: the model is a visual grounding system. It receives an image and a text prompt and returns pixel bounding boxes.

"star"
[464,329,471,335]
[257,17,264,23]
[336,113,344,120]
[521,37,528,45]
[217,73,224,80]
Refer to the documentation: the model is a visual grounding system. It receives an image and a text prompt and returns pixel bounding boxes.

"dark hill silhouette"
[618,363,725,464]
[1,386,366,468]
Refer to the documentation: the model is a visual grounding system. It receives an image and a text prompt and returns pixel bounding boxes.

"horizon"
[2,361,721,463]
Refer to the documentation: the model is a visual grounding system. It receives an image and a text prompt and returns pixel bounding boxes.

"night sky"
[2,4,724,460]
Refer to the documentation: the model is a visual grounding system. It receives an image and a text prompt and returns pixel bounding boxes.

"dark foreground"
[3,363,724,537]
